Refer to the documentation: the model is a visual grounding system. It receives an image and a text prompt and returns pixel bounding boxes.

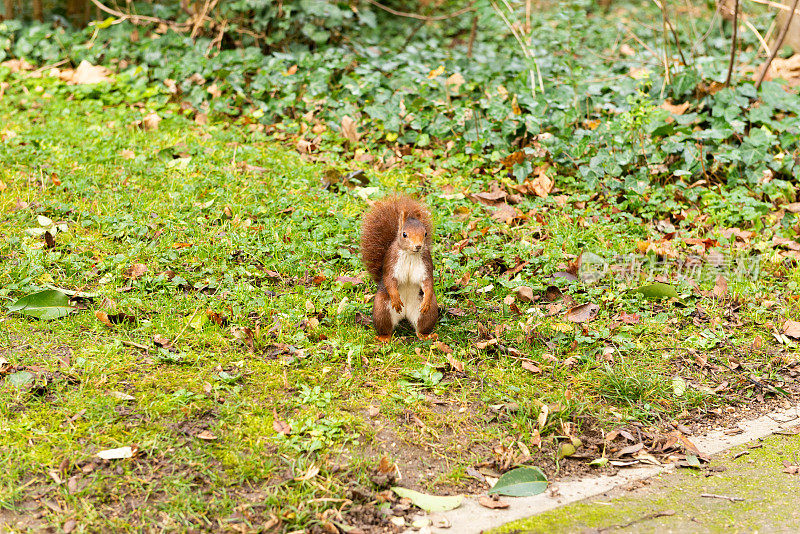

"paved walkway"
[491,432,800,533]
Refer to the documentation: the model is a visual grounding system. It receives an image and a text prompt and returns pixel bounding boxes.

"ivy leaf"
[488,466,548,497]
[8,290,74,320]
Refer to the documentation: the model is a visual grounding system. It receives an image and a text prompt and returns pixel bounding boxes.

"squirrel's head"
[397,212,427,254]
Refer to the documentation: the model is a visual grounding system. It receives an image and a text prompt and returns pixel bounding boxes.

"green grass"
[0,64,798,532]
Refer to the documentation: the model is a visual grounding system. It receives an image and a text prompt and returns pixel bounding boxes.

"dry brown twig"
[362,0,477,21]
[755,0,800,88]
[725,0,740,86]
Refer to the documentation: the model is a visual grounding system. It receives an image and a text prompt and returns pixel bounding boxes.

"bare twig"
[467,14,479,58]
[747,0,800,17]
[362,0,476,21]
[652,0,688,66]
[692,8,720,54]
[87,0,190,28]
[725,0,739,86]
[744,19,772,56]
[701,493,744,502]
[756,0,800,88]
[597,510,676,532]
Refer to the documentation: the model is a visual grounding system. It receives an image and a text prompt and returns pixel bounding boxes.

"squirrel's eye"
[425,232,428,237]
[402,232,407,238]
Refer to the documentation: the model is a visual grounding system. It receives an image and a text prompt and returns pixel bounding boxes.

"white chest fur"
[389,250,427,327]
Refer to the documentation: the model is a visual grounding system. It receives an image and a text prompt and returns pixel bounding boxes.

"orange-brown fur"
[361,195,438,340]
[360,195,433,283]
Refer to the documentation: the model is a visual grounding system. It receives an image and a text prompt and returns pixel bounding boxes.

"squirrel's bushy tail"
[361,195,433,283]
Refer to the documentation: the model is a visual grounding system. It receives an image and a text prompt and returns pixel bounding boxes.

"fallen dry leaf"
[196,430,217,441]
[96,446,136,460]
[273,410,291,435]
[713,275,728,299]
[1,58,34,72]
[61,60,112,85]
[294,464,320,481]
[478,496,510,509]
[566,302,599,323]
[142,112,161,131]
[445,352,465,372]
[757,53,800,87]
[530,169,554,198]
[341,115,360,143]
[491,203,520,225]
[377,456,395,475]
[514,286,536,303]
[120,149,135,160]
[660,100,691,115]
[521,359,541,374]
[95,311,113,328]
[124,263,148,279]
[782,320,800,339]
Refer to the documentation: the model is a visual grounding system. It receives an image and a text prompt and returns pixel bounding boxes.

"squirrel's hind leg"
[414,292,439,339]
[372,288,396,341]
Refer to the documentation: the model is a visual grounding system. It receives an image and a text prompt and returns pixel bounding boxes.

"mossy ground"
[494,433,800,533]
[0,69,798,532]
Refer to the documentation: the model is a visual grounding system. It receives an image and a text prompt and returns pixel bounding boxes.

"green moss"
[494,434,800,533]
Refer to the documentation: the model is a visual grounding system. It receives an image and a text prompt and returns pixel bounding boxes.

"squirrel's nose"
[414,244,422,251]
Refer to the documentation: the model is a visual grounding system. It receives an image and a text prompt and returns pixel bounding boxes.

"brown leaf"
[206,310,228,327]
[95,311,113,327]
[194,113,208,126]
[124,263,148,279]
[565,302,599,323]
[207,83,221,99]
[712,275,728,299]
[660,101,691,115]
[757,53,800,87]
[341,115,360,143]
[544,285,563,302]
[434,341,453,354]
[782,320,800,339]
[142,112,161,131]
[478,496,510,509]
[153,334,174,349]
[530,169,554,198]
[231,326,255,352]
[445,352,464,372]
[618,442,644,456]
[120,149,135,160]
[618,312,640,325]
[367,405,380,417]
[521,359,541,374]
[565,253,583,276]
[62,60,112,85]
[196,430,217,441]
[514,286,536,303]
[294,464,320,481]
[491,203,521,225]
[377,456,395,475]
[272,410,291,435]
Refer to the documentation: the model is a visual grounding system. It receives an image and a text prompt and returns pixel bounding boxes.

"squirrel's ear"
[398,211,407,227]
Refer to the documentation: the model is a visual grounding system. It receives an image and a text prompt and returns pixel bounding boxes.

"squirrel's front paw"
[390,296,404,312]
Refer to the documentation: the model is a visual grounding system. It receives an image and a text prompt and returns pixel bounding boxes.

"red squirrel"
[361,195,439,342]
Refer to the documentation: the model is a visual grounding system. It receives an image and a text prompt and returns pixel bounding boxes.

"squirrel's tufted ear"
[398,211,407,228]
